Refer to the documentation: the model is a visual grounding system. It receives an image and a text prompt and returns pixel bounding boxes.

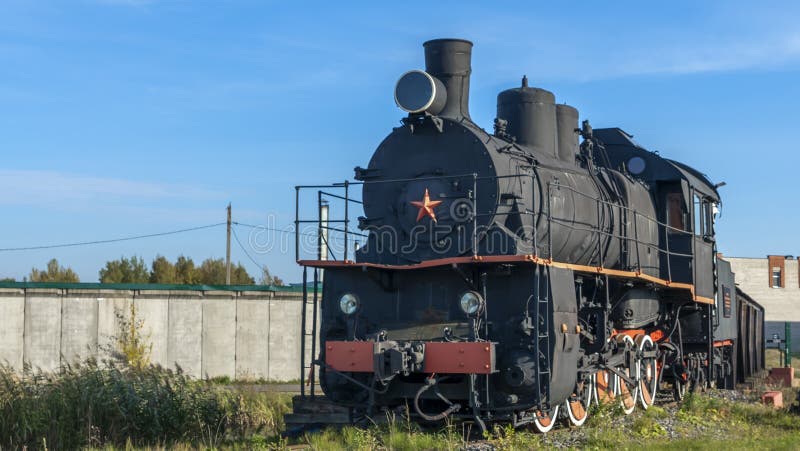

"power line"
[231,225,266,272]
[0,219,366,254]
[233,221,317,238]
[0,222,226,252]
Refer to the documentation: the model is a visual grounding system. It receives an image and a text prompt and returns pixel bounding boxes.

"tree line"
[2,257,284,286]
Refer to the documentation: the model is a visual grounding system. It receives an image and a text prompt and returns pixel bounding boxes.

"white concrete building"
[727,255,800,342]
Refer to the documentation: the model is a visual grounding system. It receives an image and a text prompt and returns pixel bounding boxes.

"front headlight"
[459,291,484,316]
[339,293,359,315]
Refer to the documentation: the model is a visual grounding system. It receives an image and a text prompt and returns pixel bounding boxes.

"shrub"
[0,359,289,449]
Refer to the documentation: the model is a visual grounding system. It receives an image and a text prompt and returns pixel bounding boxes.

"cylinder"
[496,85,558,158]
[423,39,473,120]
[556,104,579,164]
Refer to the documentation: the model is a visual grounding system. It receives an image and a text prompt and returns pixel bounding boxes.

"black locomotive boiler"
[286,39,765,432]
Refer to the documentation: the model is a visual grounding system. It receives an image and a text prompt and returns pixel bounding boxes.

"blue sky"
[1,1,799,282]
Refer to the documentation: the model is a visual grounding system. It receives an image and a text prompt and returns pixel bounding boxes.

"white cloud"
[0,169,220,207]
[457,8,800,83]
[611,33,800,78]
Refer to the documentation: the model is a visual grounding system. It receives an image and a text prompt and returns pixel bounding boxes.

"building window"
[772,268,782,288]
[768,255,786,288]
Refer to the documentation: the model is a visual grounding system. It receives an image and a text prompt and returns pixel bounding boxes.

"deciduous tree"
[29,259,80,283]
[174,256,198,285]
[99,256,149,284]
[195,258,254,285]
[149,255,176,284]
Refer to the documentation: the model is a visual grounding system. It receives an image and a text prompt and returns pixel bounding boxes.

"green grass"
[572,391,800,450]
[4,357,800,450]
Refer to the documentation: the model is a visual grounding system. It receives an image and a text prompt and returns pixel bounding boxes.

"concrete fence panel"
[268,298,302,381]
[60,292,99,363]
[0,289,25,369]
[236,294,271,380]
[167,295,203,377]
[201,294,237,378]
[24,290,62,372]
[96,294,133,360]
[135,293,170,367]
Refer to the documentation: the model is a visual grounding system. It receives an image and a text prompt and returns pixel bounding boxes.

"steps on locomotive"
[284,395,352,427]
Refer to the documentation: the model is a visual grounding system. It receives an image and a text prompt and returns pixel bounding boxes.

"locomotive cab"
[593,128,721,299]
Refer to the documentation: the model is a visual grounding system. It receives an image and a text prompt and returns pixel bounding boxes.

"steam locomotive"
[286,39,765,432]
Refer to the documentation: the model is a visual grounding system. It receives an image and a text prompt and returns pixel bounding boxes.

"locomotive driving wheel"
[594,369,618,405]
[635,334,658,410]
[531,405,560,433]
[565,375,593,427]
[617,335,639,415]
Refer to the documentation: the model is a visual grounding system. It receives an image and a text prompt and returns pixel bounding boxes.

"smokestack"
[423,39,472,120]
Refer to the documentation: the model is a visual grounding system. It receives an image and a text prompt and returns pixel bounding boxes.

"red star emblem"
[410,188,443,222]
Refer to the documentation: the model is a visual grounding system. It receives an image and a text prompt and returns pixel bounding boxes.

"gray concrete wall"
[0,286,310,381]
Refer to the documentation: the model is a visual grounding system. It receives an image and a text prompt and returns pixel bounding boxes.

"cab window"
[667,192,685,231]
[693,194,702,235]
[702,200,712,236]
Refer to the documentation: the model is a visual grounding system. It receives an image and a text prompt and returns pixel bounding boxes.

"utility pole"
[226,203,232,285]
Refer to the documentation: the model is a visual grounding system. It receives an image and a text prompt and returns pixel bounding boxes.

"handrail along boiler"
[287,39,764,432]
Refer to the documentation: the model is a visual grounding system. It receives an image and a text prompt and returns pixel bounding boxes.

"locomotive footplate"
[325,340,496,376]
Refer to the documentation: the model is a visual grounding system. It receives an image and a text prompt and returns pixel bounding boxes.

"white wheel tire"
[636,335,658,410]
[533,405,560,433]
[566,377,593,426]
[566,399,589,427]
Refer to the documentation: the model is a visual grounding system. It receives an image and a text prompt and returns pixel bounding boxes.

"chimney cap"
[423,38,473,47]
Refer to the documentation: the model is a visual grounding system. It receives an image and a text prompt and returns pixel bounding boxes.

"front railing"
[294,172,699,400]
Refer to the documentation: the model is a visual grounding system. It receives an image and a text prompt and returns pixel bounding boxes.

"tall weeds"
[0,360,289,449]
